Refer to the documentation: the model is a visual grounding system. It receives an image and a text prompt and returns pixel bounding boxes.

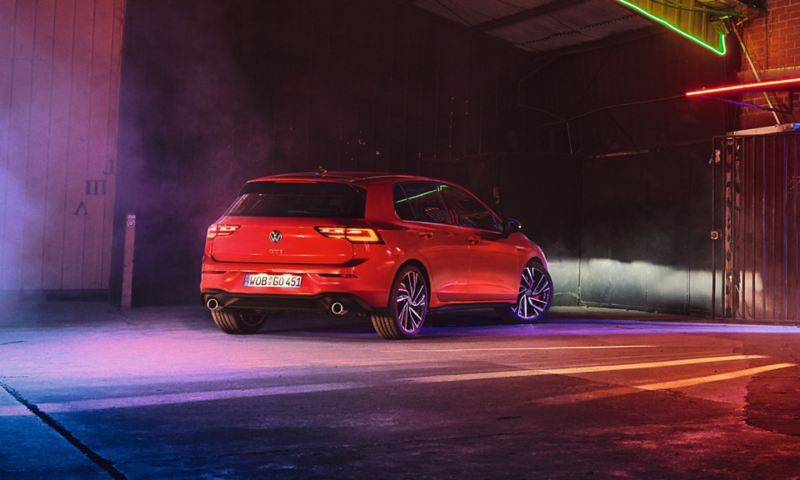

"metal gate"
[711,130,800,322]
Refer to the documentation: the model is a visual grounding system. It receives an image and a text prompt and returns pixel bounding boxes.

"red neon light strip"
[686,76,800,97]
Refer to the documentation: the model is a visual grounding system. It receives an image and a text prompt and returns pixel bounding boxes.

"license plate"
[244,273,303,288]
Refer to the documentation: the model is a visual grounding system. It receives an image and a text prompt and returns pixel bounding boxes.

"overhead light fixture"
[686,76,800,97]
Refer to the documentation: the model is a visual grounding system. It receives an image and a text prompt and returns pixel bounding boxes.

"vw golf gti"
[200,171,553,339]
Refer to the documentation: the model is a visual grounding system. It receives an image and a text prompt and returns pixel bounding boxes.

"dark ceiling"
[411,0,653,53]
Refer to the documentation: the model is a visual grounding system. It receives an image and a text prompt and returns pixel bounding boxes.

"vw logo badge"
[269,230,282,243]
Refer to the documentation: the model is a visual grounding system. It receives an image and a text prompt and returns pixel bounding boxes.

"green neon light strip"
[617,0,727,56]
[395,184,449,204]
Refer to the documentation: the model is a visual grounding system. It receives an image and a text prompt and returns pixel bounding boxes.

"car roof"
[247,171,440,184]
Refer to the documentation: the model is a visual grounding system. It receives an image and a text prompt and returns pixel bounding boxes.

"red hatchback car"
[200,171,553,339]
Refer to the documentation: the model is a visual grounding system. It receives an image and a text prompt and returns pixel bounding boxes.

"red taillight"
[316,226,382,243]
[207,224,240,239]
[344,227,382,243]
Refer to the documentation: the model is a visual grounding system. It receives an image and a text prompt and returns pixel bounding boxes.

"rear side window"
[393,182,451,224]
[440,185,501,232]
[393,184,415,220]
[226,181,366,218]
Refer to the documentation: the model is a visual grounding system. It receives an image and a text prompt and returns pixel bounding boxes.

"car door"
[440,184,519,302]
[393,181,473,303]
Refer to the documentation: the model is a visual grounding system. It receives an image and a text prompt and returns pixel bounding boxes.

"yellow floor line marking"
[403,354,766,383]
[400,345,656,353]
[535,362,796,405]
[635,362,796,390]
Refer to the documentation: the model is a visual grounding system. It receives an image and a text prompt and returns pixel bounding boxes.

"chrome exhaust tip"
[206,297,222,311]
[330,301,347,316]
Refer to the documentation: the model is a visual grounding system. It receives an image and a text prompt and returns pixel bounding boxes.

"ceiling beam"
[530,25,660,59]
[470,0,591,32]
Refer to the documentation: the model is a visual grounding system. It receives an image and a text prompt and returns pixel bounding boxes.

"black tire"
[211,309,266,334]
[497,260,553,324]
[371,264,429,339]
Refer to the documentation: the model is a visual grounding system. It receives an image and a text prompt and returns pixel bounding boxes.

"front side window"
[226,181,366,218]
[440,184,501,232]
[394,182,451,224]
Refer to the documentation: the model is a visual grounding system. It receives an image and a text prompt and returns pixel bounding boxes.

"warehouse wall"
[117,0,733,315]
[502,29,734,314]
[115,0,537,304]
[0,0,126,291]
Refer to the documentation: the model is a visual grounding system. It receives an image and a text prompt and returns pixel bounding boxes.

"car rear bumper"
[199,257,395,310]
[200,289,374,314]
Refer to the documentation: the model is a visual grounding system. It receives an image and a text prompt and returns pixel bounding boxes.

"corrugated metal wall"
[713,133,800,322]
[0,0,125,291]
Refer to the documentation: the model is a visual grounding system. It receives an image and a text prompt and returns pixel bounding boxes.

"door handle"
[467,237,480,245]
[418,231,434,239]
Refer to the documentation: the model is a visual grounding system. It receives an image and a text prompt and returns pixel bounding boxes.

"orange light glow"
[207,224,240,239]
[316,226,382,243]
[315,226,347,239]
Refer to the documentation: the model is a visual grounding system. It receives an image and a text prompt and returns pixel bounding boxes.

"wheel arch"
[526,253,548,271]
[529,255,545,266]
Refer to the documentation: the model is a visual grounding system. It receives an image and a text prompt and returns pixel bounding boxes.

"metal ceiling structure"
[411,0,758,55]
[411,0,654,53]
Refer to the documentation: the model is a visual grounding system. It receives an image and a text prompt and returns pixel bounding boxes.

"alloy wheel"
[513,264,552,321]
[395,269,428,334]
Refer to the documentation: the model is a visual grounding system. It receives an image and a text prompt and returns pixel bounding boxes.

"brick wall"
[738,0,800,129]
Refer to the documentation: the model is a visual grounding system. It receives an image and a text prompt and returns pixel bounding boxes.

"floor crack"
[0,380,127,479]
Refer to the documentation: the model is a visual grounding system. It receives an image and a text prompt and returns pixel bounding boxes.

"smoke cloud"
[114,0,276,304]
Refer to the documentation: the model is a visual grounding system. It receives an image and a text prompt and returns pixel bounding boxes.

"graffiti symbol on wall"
[74,201,88,216]
[74,178,111,216]
[86,179,107,195]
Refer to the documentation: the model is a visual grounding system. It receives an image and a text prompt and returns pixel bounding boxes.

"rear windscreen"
[225,181,366,218]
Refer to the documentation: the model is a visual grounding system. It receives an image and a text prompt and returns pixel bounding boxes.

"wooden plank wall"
[0,0,125,291]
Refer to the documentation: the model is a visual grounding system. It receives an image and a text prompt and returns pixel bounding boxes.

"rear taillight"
[207,224,240,239]
[315,226,382,243]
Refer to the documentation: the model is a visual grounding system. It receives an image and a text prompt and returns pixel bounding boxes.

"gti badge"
[269,230,282,243]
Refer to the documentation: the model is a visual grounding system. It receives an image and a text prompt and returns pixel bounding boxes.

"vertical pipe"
[771,135,777,319]
[761,136,767,320]
[121,213,136,309]
[577,155,584,306]
[686,148,693,314]
[740,137,747,318]
[795,134,799,321]
[723,138,731,317]
[711,140,717,321]
[751,136,756,319]
[783,135,789,320]
[794,134,799,321]
[731,138,738,319]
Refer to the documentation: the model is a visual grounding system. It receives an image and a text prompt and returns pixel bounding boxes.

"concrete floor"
[1,301,800,479]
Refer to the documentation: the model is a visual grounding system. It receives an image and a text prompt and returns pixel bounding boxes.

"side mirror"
[502,218,522,237]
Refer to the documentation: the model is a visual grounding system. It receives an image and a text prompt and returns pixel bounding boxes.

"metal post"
[723,139,732,317]
[795,134,800,321]
[761,136,767,320]
[751,136,756,319]
[783,135,789,319]
[711,141,717,321]
[771,136,777,319]
[121,213,136,309]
